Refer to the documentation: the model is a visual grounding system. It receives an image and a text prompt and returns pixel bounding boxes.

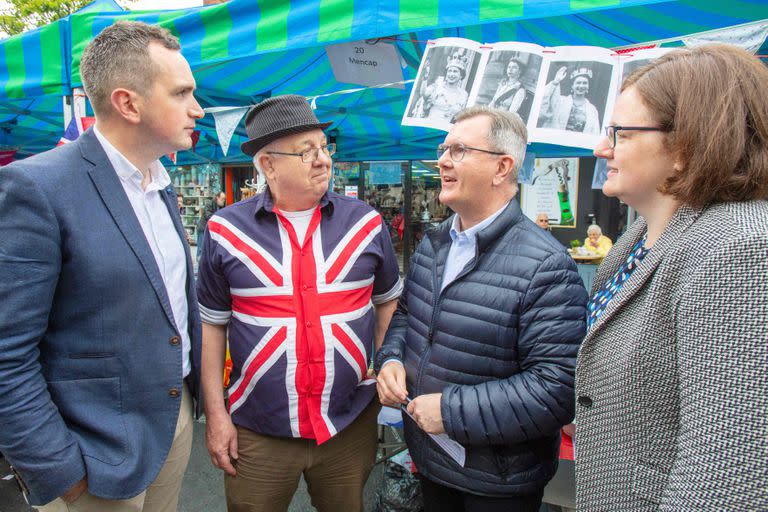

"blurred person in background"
[583,224,612,260]
[536,212,551,230]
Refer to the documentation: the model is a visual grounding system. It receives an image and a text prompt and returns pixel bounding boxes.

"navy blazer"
[0,129,202,506]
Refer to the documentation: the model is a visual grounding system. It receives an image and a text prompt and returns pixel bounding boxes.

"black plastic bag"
[374,461,424,512]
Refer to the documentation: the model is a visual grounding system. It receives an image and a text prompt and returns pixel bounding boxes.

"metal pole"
[403,160,413,275]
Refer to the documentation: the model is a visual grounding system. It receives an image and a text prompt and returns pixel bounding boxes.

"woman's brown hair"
[622,44,768,208]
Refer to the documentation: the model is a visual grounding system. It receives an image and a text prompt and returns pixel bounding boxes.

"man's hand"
[376,361,407,407]
[61,478,87,503]
[205,412,239,476]
[407,393,445,434]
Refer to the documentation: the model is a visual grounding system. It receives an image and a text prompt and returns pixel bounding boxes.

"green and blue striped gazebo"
[1,0,766,163]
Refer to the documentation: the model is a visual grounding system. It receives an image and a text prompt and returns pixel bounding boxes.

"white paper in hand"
[402,399,466,467]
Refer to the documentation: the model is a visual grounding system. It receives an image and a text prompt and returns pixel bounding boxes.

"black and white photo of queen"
[473,48,542,124]
[537,65,601,134]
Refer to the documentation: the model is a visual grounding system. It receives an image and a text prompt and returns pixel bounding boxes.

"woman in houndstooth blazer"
[575,44,768,511]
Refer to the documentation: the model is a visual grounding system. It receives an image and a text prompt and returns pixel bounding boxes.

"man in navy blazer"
[0,21,203,511]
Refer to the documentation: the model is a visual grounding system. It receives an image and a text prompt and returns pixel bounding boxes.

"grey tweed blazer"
[575,200,768,511]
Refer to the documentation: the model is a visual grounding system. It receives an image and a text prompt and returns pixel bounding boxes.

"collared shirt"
[197,190,402,444]
[93,126,191,377]
[442,202,510,291]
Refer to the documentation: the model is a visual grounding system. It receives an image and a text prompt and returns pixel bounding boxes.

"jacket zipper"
[429,241,481,343]
[418,242,481,389]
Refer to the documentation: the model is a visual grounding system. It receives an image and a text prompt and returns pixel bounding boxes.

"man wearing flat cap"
[197,95,402,512]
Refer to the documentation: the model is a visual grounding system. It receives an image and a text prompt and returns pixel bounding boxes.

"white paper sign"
[325,41,405,88]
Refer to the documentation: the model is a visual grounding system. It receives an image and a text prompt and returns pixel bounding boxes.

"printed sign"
[326,40,404,88]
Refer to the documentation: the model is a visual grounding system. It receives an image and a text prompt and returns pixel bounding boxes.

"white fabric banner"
[206,106,249,156]
[683,21,768,55]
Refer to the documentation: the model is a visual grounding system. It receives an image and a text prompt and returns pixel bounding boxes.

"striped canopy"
[1,0,766,163]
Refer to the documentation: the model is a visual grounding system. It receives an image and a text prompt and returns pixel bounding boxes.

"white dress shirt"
[93,126,191,377]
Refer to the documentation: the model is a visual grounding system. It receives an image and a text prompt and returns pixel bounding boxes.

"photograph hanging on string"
[619,47,672,83]
[402,39,621,148]
[470,42,543,125]
[529,46,618,149]
[520,157,579,229]
[402,38,483,132]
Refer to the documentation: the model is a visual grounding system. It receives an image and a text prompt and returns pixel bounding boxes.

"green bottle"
[558,186,575,226]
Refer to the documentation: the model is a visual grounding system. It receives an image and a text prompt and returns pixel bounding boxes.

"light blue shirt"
[379,202,509,370]
[441,202,509,291]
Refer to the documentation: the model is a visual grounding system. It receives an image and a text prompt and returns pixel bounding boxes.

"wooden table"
[568,249,602,264]
[570,254,602,263]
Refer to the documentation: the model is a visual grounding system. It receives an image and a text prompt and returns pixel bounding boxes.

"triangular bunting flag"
[57,118,80,146]
[191,130,201,152]
[0,149,17,166]
[206,107,249,156]
[57,116,95,147]
[81,116,95,132]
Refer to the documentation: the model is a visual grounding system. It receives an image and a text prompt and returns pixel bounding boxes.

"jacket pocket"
[630,460,669,505]
[68,352,116,359]
[47,377,128,466]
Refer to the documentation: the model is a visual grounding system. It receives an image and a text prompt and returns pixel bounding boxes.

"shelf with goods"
[178,183,212,244]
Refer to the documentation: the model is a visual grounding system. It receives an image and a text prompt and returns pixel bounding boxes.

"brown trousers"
[225,399,380,512]
[36,383,194,512]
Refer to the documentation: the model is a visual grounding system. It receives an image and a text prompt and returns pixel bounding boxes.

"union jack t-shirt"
[197,191,402,443]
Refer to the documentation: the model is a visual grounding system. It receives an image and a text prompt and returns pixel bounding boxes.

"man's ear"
[493,155,515,186]
[258,153,276,181]
[109,88,142,125]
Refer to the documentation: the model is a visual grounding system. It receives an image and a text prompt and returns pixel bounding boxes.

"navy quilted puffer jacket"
[375,200,587,497]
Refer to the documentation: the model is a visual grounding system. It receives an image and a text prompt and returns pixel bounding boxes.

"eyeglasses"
[436,142,505,162]
[604,126,667,149]
[266,143,336,163]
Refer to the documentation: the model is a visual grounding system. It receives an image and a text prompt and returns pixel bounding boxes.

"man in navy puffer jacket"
[375,106,587,511]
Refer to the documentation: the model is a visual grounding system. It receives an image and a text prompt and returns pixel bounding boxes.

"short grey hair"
[252,146,273,193]
[453,106,528,180]
[587,224,603,236]
[252,154,264,176]
[80,21,180,117]
[252,139,276,178]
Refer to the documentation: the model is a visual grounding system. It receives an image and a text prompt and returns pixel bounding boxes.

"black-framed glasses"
[605,126,667,149]
[266,143,336,163]
[437,142,505,162]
